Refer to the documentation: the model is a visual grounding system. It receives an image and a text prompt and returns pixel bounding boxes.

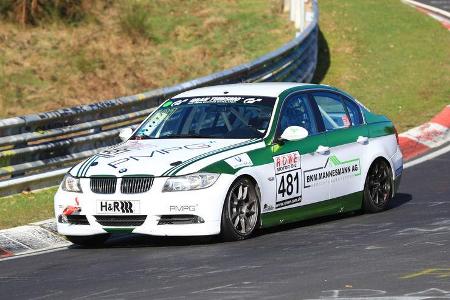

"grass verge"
[0,187,57,230]
[314,0,450,131]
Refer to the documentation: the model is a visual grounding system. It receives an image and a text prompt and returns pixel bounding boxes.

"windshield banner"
[164,96,277,107]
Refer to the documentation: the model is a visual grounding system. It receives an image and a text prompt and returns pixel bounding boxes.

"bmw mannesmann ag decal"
[303,155,361,188]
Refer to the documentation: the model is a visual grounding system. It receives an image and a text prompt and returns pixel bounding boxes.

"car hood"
[70,138,264,178]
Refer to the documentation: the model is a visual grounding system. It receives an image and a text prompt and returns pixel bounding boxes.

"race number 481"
[277,171,299,197]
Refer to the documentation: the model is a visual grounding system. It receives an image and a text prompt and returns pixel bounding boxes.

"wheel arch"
[230,174,262,201]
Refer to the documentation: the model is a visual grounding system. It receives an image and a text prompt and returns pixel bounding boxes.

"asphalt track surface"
[415,0,450,13]
[0,151,449,299]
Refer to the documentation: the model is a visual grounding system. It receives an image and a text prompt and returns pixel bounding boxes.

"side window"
[343,98,363,126]
[313,93,351,131]
[277,94,317,136]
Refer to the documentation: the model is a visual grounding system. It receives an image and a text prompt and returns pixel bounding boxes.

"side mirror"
[280,126,309,142]
[119,127,133,142]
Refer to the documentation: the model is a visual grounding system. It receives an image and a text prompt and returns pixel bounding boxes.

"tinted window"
[343,98,363,126]
[277,94,317,136]
[132,96,276,139]
[313,93,351,130]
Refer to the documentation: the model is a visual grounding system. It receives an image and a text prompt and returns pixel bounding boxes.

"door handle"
[315,145,330,155]
[357,136,369,145]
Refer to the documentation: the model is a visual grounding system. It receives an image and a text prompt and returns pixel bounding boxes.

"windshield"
[131,95,276,139]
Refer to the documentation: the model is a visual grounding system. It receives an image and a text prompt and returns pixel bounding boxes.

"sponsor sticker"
[225,153,253,169]
[273,152,301,175]
[97,200,140,214]
[263,203,274,212]
[106,141,217,169]
[166,96,276,107]
[273,152,302,209]
[304,155,361,188]
[169,205,197,212]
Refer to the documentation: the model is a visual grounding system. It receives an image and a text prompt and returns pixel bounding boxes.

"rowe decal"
[274,151,301,173]
[304,155,361,188]
[273,151,302,209]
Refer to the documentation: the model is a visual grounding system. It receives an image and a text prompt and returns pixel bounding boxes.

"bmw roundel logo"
[119,168,127,173]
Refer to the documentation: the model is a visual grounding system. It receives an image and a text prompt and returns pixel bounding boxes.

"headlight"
[61,174,82,193]
[163,173,220,192]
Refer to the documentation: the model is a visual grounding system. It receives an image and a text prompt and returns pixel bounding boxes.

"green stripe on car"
[163,138,262,176]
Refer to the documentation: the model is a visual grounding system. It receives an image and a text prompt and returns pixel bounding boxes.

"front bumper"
[54,174,235,237]
[391,145,403,196]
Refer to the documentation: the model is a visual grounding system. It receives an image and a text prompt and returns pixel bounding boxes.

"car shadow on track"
[69,193,413,249]
[387,193,412,210]
[258,193,413,237]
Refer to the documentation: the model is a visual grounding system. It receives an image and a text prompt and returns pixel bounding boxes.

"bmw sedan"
[54,83,403,246]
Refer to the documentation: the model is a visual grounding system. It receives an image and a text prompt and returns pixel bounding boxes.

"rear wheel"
[65,234,110,247]
[221,177,260,241]
[363,159,393,213]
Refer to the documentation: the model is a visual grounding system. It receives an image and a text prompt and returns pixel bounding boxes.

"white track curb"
[0,219,70,258]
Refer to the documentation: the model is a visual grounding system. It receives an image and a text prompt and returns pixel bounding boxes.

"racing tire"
[65,234,110,247]
[221,177,260,241]
[363,159,393,213]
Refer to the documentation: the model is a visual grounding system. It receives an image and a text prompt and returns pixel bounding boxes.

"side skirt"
[261,191,363,228]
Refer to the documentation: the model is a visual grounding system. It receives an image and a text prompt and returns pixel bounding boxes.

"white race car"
[54,83,403,246]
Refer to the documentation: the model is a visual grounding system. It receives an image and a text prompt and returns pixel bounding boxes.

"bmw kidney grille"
[90,177,154,194]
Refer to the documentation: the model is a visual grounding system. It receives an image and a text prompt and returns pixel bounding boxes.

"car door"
[310,91,368,202]
[271,92,331,211]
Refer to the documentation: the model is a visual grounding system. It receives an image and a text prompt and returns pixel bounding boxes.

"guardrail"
[0,0,319,196]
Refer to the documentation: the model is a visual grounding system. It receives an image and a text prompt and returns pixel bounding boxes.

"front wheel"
[363,159,393,213]
[221,177,260,241]
[65,234,110,247]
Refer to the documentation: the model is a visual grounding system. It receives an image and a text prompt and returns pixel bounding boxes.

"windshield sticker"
[225,153,253,169]
[162,100,173,107]
[166,96,276,107]
[304,155,361,188]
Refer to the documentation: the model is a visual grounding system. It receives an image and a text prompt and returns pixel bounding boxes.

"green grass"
[0,187,57,229]
[315,0,450,131]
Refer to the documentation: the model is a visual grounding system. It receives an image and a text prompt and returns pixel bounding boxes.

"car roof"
[174,82,324,98]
